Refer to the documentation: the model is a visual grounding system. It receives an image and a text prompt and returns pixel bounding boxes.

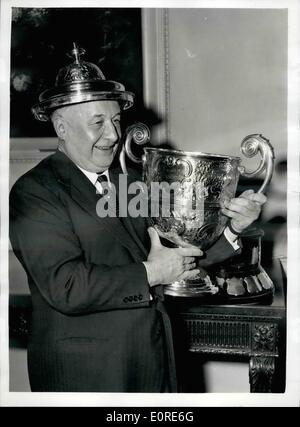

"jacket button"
[123,297,128,303]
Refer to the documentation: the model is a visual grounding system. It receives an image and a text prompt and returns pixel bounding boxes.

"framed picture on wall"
[10,7,144,138]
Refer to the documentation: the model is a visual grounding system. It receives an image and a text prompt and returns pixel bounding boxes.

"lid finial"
[68,42,85,64]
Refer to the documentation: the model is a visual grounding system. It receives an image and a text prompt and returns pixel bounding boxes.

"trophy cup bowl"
[142,148,241,250]
[120,124,275,298]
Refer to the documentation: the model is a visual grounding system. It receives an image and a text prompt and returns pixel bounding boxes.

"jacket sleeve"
[9,177,151,315]
[198,233,242,268]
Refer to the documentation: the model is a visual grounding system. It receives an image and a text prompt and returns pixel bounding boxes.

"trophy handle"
[119,122,150,174]
[238,134,275,193]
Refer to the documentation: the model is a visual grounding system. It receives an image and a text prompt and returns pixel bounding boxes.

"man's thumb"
[240,189,255,198]
[147,227,162,249]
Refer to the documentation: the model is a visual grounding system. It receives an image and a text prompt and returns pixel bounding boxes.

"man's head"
[51,100,121,173]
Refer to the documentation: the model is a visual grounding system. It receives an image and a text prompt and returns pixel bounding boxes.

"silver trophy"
[120,123,275,299]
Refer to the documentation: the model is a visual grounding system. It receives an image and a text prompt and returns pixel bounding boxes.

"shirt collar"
[76,164,110,187]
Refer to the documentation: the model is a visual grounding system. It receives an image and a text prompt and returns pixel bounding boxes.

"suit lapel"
[50,150,146,262]
[110,168,149,258]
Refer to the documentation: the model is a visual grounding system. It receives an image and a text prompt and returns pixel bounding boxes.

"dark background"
[10,7,144,137]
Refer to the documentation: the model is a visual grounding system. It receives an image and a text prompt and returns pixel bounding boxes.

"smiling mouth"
[94,145,116,151]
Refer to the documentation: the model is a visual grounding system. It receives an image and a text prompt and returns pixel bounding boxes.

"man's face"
[58,100,121,173]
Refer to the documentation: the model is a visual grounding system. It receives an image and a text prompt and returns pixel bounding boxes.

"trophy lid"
[32,43,135,121]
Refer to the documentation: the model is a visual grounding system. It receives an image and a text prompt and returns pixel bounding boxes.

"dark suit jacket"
[9,150,238,392]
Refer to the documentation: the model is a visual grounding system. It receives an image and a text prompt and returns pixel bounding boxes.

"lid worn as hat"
[32,43,135,122]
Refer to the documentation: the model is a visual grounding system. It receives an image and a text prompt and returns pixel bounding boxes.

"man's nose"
[103,120,119,144]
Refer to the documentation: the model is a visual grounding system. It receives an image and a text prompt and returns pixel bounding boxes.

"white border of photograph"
[1,0,299,407]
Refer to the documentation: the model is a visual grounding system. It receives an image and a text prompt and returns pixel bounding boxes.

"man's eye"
[93,121,104,127]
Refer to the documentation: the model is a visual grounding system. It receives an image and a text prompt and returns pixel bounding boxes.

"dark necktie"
[97,173,108,188]
[97,173,119,217]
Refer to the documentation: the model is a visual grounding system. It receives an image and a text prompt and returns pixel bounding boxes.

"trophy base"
[164,275,220,298]
[213,265,274,304]
[164,267,274,303]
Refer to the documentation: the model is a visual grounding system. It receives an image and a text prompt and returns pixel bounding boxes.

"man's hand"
[143,227,203,287]
[221,189,267,234]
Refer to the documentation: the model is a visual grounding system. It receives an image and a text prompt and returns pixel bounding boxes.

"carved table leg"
[249,356,275,392]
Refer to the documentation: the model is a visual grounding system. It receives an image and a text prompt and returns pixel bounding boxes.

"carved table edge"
[188,347,279,357]
[181,313,282,322]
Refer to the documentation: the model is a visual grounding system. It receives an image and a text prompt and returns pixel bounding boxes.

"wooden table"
[165,259,286,393]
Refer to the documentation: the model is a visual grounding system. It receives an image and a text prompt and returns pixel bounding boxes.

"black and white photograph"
[0,0,299,408]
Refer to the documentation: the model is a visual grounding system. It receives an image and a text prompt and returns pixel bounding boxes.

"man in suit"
[9,46,266,392]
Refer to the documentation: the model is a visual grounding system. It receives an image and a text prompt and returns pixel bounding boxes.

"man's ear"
[52,113,67,140]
